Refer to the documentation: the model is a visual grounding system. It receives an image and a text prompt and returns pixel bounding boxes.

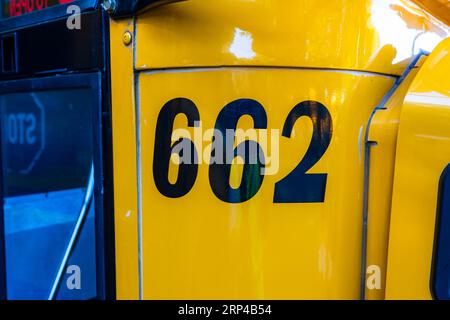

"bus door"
[0,1,115,300]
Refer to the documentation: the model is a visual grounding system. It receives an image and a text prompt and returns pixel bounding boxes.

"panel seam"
[132,16,144,300]
[137,65,400,79]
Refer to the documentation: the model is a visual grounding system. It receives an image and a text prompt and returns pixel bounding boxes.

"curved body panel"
[135,0,448,75]
[386,38,450,299]
[110,0,449,299]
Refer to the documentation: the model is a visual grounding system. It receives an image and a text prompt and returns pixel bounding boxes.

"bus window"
[0,87,97,299]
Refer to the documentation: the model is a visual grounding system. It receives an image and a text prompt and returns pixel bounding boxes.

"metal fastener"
[122,31,132,46]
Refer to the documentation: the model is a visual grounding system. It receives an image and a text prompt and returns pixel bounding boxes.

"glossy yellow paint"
[413,0,450,25]
[135,0,448,76]
[111,0,449,299]
[138,68,393,299]
[109,19,140,299]
[365,56,426,300]
[385,38,450,299]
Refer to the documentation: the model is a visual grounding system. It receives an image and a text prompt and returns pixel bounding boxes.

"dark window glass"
[0,88,96,299]
[433,164,450,300]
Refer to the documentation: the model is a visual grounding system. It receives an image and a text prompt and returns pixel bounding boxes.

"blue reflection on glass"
[0,88,97,300]
[4,189,96,299]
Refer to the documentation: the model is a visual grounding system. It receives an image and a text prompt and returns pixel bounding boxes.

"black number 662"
[152,98,332,204]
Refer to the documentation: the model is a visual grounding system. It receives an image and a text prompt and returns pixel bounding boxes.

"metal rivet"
[122,31,132,46]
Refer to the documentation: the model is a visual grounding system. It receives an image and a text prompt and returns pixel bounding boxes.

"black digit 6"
[153,98,200,198]
[209,99,267,203]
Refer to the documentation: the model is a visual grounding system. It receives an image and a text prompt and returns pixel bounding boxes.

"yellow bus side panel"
[110,19,140,300]
[365,57,425,299]
[386,38,450,299]
[135,0,448,76]
[138,68,393,299]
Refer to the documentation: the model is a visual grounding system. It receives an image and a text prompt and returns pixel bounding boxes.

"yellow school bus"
[0,0,448,300]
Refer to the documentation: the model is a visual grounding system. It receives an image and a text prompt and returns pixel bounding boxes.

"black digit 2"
[153,98,200,198]
[274,100,332,203]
